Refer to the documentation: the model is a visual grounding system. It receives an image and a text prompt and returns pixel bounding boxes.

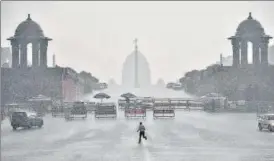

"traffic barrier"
[153,106,175,119]
[124,107,146,119]
[65,102,87,120]
[95,103,117,119]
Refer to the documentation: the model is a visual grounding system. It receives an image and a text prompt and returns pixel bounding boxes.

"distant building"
[216,55,233,66]
[179,12,274,101]
[1,14,99,105]
[122,39,151,88]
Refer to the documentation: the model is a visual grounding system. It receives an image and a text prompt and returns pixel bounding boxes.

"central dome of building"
[122,49,151,88]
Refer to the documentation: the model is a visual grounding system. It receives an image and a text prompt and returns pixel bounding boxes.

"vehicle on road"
[258,114,274,132]
[10,111,43,130]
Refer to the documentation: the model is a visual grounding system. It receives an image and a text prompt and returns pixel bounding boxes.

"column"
[20,43,28,68]
[40,40,48,67]
[11,40,19,68]
[240,40,248,65]
[232,39,240,67]
[260,38,269,66]
[252,42,260,65]
[32,41,39,67]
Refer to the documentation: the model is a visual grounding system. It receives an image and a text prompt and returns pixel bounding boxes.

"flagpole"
[134,38,139,88]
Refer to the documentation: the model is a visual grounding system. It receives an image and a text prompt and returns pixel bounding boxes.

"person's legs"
[138,132,142,143]
[143,131,147,140]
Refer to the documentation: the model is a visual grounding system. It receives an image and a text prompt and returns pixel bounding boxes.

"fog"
[1,2,274,161]
[2,1,274,83]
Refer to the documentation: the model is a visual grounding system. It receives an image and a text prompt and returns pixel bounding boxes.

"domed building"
[228,12,272,67]
[7,14,52,68]
[236,13,265,39]
[2,14,101,105]
[14,15,44,38]
[121,40,151,88]
[101,39,191,99]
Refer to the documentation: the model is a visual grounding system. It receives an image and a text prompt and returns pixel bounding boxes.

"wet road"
[2,111,274,161]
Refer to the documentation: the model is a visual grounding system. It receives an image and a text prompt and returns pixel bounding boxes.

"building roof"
[14,14,44,38]
[236,12,265,37]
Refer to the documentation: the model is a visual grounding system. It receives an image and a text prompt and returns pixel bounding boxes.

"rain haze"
[1,1,274,161]
[2,1,274,83]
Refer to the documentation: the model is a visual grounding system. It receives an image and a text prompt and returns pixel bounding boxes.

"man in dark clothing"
[137,122,147,143]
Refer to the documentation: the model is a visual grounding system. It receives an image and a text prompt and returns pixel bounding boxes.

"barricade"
[118,99,136,110]
[52,106,65,117]
[153,106,175,119]
[65,102,87,120]
[153,98,171,107]
[85,102,96,113]
[137,97,154,110]
[95,103,117,119]
[124,107,146,119]
[169,98,204,110]
[118,99,126,109]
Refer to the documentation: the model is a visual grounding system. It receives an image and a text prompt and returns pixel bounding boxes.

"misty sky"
[1,1,274,83]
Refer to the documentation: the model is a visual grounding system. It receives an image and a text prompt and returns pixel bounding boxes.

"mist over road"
[2,111,274,161]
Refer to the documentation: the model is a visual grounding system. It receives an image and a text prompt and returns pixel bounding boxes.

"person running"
[137,122,147,143]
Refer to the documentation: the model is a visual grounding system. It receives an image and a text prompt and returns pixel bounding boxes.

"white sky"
[1,1,274,84]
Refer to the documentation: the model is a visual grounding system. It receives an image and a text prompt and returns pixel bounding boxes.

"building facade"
[1,14,97,105]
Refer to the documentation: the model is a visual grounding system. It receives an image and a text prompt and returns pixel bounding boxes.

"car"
[10,111,44,130]
[258,114,274,132]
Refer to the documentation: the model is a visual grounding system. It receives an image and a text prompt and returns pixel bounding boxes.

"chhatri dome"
[122,39,151,88]
[15,14,44,37]
[236,12,265,38]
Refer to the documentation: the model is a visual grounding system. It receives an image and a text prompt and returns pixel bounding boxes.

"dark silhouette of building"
[179,13,274,101]
[228,12,272,67]
[1,14,100,105]
[7,14,52,68]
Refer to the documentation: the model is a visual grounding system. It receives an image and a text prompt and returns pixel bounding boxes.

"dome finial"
[248,12,253,20]
[27,14,31,20]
